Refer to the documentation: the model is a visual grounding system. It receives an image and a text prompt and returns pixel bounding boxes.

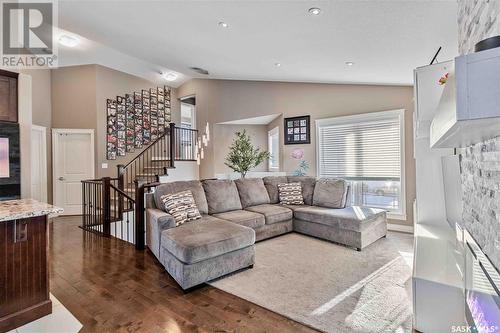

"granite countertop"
[0,199,63,222]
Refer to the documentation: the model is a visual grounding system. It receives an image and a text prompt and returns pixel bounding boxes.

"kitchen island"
[0,199,62,333]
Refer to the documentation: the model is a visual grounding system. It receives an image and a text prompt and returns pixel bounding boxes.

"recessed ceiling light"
[162,72,178,81]
[308,7,321,15]
[275,62,281,67]
[345,61,355,66]
[218,21,229,28]
[58,35,79,47]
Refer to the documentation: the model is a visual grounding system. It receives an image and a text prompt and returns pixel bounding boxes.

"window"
[316,110,405,217]
[180,102,195,129]
[180,102,196,159]
[268,127,279,171]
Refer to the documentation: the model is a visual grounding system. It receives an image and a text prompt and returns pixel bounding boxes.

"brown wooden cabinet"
[0,70,18,123]
[0,215,52,333]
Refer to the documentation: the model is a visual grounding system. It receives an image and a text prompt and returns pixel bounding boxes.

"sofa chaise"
[145,176,387,290]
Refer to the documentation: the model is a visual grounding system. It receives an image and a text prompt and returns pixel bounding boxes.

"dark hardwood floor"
[49,216,317,333]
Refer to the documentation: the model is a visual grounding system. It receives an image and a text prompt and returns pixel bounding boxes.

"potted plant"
[225,130,270,178]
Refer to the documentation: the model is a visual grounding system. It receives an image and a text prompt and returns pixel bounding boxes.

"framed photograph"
[284,115,310,144]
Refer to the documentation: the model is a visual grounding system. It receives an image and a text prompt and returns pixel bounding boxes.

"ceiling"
[58,0,458,86]
[218,114,282,125]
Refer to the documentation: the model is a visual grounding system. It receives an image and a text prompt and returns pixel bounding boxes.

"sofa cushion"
[293,206,386,232]
[202,179,243,214]
[263,176,288,204]
[160,190,202,226]
[245,204,293,224]
[278,182,304,205]
[213,210,265,229]
[287,176,316,205]
[278,204,307,211]
[154,180,208,214]
[161,217,255,264]
[313,178,348,209]
[234,178,270,208]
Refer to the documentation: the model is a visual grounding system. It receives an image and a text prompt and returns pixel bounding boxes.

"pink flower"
[291,148,304,160]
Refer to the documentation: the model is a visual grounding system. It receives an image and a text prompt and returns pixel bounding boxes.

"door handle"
[58,177,65,181]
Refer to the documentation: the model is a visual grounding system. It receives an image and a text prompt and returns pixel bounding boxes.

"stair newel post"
[134,180,145,250]
[117,164,125,215]
[102,177,111,237]
[169,122,176,169]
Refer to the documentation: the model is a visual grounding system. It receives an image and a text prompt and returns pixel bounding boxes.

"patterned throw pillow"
[278,182,304,205]
[160,190,202,226]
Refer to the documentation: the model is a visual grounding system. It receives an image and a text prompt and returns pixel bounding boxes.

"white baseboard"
[387,223,414,234]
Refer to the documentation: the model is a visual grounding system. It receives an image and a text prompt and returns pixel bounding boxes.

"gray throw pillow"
[234,178,271,208]
[202,179,243,214]
[161,190,202,226]
[278,182,304,205]
[313,178,348,209]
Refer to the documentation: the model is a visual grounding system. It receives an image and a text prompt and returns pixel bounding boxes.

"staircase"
[81,123,198,247]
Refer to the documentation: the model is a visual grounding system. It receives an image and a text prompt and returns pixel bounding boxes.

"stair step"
[143,166,166,170]
[135,174,157,179]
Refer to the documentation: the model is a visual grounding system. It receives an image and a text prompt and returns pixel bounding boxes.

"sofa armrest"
[146,208,176,260]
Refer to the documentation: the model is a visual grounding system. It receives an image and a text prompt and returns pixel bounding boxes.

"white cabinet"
[431,47,500,148]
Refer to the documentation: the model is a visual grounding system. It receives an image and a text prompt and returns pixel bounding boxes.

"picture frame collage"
[284,115,310,145]
[106,86,172,160]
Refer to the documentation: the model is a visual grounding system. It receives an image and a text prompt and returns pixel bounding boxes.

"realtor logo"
[1,0,58,68]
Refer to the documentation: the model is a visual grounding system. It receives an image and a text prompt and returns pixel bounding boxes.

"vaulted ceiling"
[58,0,458,86]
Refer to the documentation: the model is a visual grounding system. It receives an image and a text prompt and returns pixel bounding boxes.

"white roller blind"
[318,113,402,180]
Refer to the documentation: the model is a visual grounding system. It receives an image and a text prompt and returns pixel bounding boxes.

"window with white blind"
[316,109,405,216]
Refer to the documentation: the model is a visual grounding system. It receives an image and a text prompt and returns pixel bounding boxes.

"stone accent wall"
[458,1,500,269]
[458,0,500,55]
[461,139,500,270]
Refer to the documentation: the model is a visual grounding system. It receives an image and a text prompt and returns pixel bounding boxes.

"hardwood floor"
[49,216,317,333]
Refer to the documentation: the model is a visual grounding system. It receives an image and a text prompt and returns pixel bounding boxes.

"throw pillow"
[278,182,304,205]
[313,178,348,209]
[160,190,202,226]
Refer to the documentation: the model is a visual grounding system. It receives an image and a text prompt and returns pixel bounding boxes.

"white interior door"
[31,125,47,202]
[53,129,94,215]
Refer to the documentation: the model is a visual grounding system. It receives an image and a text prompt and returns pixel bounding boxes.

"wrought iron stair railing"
[81,123,198,248]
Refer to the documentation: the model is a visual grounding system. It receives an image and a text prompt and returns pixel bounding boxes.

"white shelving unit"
[412,62,466,331]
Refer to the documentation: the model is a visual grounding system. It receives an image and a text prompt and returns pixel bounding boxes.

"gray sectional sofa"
[145,176,387,290]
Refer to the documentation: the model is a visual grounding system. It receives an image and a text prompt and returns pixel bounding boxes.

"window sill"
[387,212,407,221]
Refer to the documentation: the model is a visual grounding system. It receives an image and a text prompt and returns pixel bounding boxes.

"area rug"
[209,232,414,333]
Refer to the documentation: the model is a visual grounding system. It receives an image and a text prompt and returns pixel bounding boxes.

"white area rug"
[209,232,413,333]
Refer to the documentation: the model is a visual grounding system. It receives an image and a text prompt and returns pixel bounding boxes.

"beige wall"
[94,65,180,178]
[213,124,268,175]
[178,79,415,226]
[51,64,180,179]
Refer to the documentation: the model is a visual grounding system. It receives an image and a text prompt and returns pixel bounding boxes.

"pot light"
[308,7,321,15]
[162,72,178,81]
[345,61,355,66]
[275,62,281,67]
[58,35,79,47]
[218,21,229,28]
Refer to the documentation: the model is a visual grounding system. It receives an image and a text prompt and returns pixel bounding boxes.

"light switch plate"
[101,163,108,169]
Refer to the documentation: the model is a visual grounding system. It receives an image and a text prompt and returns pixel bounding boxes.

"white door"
[53,129,94,215]
[31,125,47,202]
